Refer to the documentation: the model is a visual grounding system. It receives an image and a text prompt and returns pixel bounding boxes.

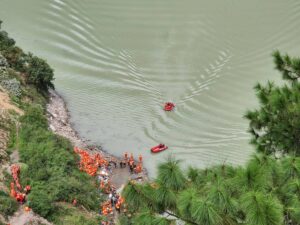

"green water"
[1,0,300,176]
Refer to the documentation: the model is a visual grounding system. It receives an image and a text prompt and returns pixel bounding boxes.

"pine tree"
[245,52,300,156]
[121,156,293,225]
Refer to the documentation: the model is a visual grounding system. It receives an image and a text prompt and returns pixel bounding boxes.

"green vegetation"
[0,21,101,224]
[0,190,18,218]
[121,52,300,225]
[245,51,300,156]
[17,106,101,220]
[0,20,54,92]
[122,156,300,225]
[52,203,99,225]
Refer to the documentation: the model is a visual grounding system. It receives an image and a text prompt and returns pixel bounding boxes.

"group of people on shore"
[101,189,125,215]
[74,147,144,225]
[99,152,143,214]
[10,164,31,208]
[120,152,143,174]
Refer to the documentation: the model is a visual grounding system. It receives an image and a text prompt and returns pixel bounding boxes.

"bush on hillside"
[17,106,100,220]
[24,54,54,91]
[0,191,18,217]
[61,214,99,225]
[27,185,55,218]
[0,21,54,91]
[1,78,22,97]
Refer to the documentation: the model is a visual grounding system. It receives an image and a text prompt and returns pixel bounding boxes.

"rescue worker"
[100,180,105,190]
[129,161,134,174]
[124,152,128,162]
[115,201,121,213]
[135,163,142,173]
[24,185,31,194]
[129,153,134,162]
[102,206,108,215]
[10,182,16,198]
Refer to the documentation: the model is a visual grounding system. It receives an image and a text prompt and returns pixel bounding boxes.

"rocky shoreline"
[46,89,148,189]
[47,89,88,149]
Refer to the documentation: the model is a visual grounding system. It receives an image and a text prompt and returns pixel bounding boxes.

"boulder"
[0,54,8,68]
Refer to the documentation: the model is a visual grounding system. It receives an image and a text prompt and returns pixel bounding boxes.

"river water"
[1,0,300,176]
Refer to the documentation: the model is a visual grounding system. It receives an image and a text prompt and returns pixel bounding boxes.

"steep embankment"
[0,58,55,225]
[0,21,101,224]
[0,53,22,224]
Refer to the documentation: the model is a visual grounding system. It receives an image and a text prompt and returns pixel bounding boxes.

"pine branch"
[165,211,199,225]
[128,182,200,225]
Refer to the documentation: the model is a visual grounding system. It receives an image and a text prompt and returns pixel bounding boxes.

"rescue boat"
[164,102,175,111]
[151,144,168,153]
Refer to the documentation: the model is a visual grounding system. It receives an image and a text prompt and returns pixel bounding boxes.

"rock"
[0,54,8,68]
[0,150,8,162]
[49,124,56,131]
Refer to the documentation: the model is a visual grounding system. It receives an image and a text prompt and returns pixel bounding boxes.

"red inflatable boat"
[164,102,175,111]
[151,144,168,153]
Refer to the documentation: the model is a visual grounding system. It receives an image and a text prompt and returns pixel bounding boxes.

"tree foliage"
[0,21,54,91]
[245,52,300,156]
[122,155,300,225]
[16,107,100,220]
[24,53,54,90]
[273,50,300,82]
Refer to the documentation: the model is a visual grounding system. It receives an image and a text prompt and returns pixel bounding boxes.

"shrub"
[0,191,18,217]
[1,22,54,92]
[17,107,100,219]
[0,54,8,67]
[24,54,54,91]
[27,185,55,218]
[61,214,99,225]
[0,30,15,51]
[1,78,21,97]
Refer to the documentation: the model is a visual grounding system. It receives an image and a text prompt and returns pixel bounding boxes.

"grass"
[0,190,18,218]
[12,106,102,221]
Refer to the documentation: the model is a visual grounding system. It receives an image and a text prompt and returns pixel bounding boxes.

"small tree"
[245,52,300,156]
[0,22,54,91]
[25,53,54,91]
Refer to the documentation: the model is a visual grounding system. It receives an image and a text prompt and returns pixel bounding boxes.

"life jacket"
[100,180,105,189]
[135,165,142,173]
[10,182,16,197]
[102,208,108,215]
[130,153,134,162]
[25,185,31,193]
[16,193,25,202]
